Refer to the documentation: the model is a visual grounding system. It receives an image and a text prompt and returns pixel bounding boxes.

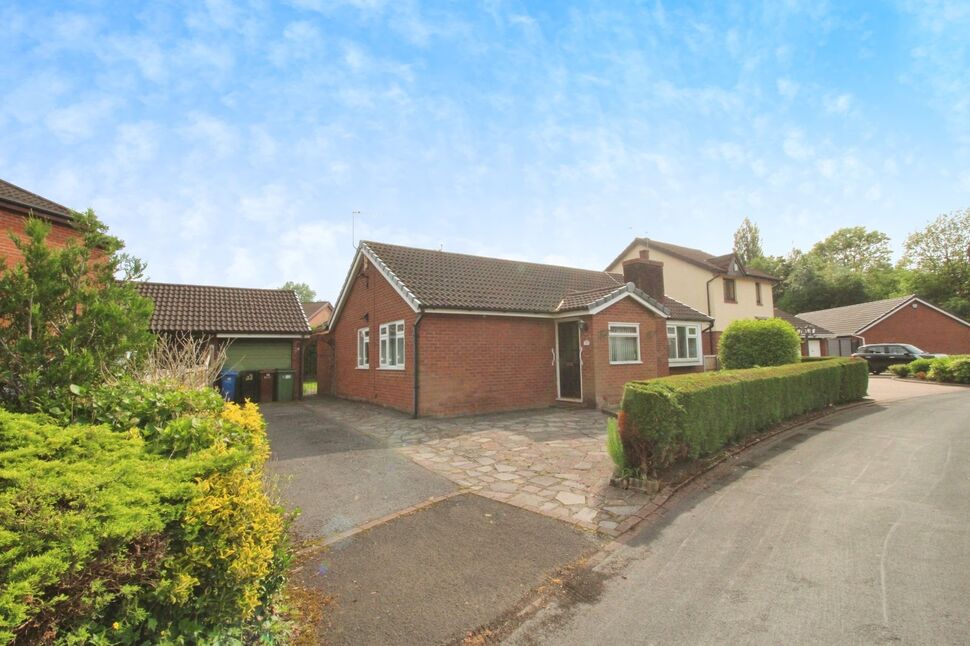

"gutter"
[704,274,719,356]
[412,310,424,419]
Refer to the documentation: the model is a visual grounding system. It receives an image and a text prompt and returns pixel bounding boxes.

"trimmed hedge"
[618,357,868,474]
[718,318,802,369]
[0,382,289,644]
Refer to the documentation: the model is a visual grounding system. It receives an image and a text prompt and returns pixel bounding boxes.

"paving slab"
[295,494,600,645]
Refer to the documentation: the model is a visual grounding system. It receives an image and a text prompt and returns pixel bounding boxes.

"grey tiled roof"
[774,308,833,335]
[0,178,72,219]
[137,282,311,335]
[665,295,714,322]
[797,296,914,336]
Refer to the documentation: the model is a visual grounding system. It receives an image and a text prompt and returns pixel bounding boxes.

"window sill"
[669,359,703,367]
[356,365,369,370]
[723,299,737,304]
[378,366,406,371]
[609,360,642,365]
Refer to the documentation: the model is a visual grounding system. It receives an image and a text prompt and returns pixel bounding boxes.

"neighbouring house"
[1,178,85,269]
[774,308,835,357]
[798,295,970,356]
[136,282,311,399]
[301,300,333,329]
[605,238,778,361]
[317,241,711,417]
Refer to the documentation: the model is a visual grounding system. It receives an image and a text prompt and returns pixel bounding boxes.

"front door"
[557,321,582,400]
[807,339,821,357]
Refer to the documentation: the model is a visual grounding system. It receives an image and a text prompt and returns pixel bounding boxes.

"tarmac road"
[508,388,970,645]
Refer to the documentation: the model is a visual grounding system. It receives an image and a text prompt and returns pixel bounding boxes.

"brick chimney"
[622,249,665,302]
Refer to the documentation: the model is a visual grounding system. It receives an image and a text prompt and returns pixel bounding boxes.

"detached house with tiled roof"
[318,241,711,417]
[798,295,970,356]
[1,178,84,270]
[605,238,779,358]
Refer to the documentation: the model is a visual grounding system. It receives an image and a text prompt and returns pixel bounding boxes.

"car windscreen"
[901,344,925,354]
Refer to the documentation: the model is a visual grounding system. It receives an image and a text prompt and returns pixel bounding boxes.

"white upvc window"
[379,320,405,369]
[608,323,641,364]
[667,322,702,365]
[356,327,369,368]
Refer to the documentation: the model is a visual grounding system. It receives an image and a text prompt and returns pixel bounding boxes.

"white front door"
[807,339,821,357]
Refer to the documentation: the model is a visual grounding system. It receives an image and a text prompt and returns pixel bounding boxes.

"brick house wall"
[587,299,668,409]
[1,207,83,270]
[331,262,417,412]
[863,302,970,355]
[314,332,334,395]
[418,314,558,416]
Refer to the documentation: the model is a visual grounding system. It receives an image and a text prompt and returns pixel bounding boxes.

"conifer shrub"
[0,388,289,644]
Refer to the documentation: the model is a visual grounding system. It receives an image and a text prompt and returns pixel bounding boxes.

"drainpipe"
[705,274,718,357]
[412,310,424,418]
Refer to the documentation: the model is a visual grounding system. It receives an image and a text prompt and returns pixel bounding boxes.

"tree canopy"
[280,281,316,302]
[732,217,763,264]
[0,212,155,415]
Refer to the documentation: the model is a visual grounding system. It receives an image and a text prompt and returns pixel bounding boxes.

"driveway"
[262,402,455,541]
[505,385,970,645]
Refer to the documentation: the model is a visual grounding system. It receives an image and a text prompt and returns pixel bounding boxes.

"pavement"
[293,494,599,645]
[505,385,970,645]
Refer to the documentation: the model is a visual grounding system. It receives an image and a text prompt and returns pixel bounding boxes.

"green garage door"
[224,339,292,371]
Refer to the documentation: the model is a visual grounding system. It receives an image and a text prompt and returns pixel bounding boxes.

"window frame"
[755,282,763,306]
[356,327,369,369]
[666,322,703,366]
[723,278,737,303]
[608,322,642,365]
[378,320,406,370]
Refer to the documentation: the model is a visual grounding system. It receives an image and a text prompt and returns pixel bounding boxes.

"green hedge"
[718,318,802,369]
[0,382,290,644]
[617,358,868,474]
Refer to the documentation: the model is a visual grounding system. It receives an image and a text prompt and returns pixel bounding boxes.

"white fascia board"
[329,245,422,329]
[215,333,303,339]
[856,296,970,333]
[587,290,669,318]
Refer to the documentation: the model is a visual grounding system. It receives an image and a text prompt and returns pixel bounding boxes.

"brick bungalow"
[798,295,970,356]
[318,241,711,417]
[136,282,311,399]
[302,301,333,330]
[1,178,85,269]
[773,308,835,357]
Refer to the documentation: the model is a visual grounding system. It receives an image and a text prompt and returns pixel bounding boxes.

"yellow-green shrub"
[0,389,290,644]
[619,358,868,474]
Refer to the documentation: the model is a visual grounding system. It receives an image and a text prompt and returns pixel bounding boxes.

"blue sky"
[2,1,969,301]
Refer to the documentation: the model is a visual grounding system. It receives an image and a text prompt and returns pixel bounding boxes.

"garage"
[136,282,311,402]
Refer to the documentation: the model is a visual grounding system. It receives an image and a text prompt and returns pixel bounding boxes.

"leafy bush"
[619,358,868,475]
[907,357,934,375]
[0,388,289,644]
[926,355,970,384]
[718,318,802,369]
[888,363,910,377]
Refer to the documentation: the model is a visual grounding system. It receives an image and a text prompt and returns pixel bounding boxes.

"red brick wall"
[331,261,417,413]
[588,299,667,410]
[863,301,970,355]
[418,314,558,416]
[1,208,83,270]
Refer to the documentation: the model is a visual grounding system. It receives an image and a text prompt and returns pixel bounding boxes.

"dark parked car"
[851,343,943,374]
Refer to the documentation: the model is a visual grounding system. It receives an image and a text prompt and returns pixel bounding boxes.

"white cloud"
[777,77,799,99]
[783,130,814,161]
[45,97,120,141]
[824,93,853,114]
[181,113,238,157]
[238,184,289,223]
